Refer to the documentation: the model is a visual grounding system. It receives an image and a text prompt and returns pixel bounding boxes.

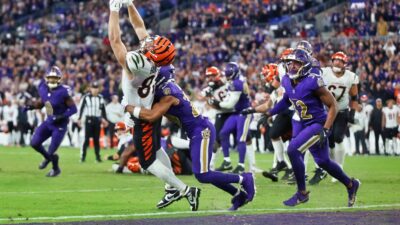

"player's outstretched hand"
[241,107,256,115]
[318,128,330,148]
[109,0,124,12]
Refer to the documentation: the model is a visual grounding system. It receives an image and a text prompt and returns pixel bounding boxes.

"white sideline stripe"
[0,188,136,194]
[1,203,400,222]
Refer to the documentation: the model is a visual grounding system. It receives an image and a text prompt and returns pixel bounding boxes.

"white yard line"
[1,203,400,222]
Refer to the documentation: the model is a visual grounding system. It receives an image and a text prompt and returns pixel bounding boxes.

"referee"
[78,82,108,162]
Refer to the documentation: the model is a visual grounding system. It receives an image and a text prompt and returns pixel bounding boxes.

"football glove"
[241,108,256,115]
[319,128,330,148]
[257,113,271,127]
[52,115,65,123]
[208,98,220,108]
[109,0,124,12]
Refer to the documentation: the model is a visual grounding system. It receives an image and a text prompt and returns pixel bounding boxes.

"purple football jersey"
[155,81,208,138]
[281,73,327,126]
[38,80,73,125]
[229,78,251,112]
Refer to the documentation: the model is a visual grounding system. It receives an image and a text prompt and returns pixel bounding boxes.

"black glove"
[257,113,271,127]
[204,89,213,97]
[319,128,330,148]
[53,115,65,123]
[208,98,220,108]
[241,108,256,115]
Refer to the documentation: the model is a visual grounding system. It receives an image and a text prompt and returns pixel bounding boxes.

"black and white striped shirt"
[78,94,107,120]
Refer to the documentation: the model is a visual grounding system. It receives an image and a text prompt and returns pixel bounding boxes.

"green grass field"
[0,146,399,224]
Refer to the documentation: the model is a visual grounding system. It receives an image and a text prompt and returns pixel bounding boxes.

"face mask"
[332,66,342,73]
[47,82,58,89]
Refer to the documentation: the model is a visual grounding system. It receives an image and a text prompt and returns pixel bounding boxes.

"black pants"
[372,128,383,155]
[81,117,101,161]
[354,130,368,154]
[329,110,349,148]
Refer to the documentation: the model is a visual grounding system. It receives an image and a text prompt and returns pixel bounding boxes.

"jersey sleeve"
[125,50,156,79]
[351,72,359,85]
[309,74,325,91]
[230,80,244,92]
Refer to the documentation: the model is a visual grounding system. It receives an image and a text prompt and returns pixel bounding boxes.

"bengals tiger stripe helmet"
[331,51,348,64]
[261,63,279,83]
[114,121,127,131]
[205,66,222,88]
[142,35,176,67]
[280,48,294,61]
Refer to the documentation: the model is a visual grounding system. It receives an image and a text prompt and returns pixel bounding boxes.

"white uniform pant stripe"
[200,129,210,173]
[298,135,320,153]
[240,115,251,142]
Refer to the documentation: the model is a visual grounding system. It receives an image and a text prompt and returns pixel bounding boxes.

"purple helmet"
[285,49,312,79]
[155,65,175,87]
[46,66,62,78]
[45,66,62,89]
[296,40,313,55]
[224,62,240,80]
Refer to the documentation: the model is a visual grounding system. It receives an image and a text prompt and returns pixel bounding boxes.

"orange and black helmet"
[280,48,294,61]
[142,36,176,67]
[261,63,279,83]
[331,51,348,64]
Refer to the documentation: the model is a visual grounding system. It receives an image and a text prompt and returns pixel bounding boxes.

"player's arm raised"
[126,1,149,41]
[125,96,179,123]
[108,1,128,70]
[316,87,338,130]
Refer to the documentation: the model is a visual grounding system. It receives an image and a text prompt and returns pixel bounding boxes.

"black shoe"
[38,159,50,170]
[157,187,183,209]
[96,158,102,163]
[281,169,292,181]
[216,160,233,171]
[262,170,278,182]
[275,161,288,173]
[232,165,245,174]
[46,168,61,177]
[309,168,327,185]
[184,187,201,211]
[286,171,296,185]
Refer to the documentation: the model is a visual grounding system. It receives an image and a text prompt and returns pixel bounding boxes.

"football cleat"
[262,170,278,182]
[38,159,50,170]
[275,161,288,173]
[232,165,245,174]
[184,187,201,211]
[281,168,292,181]
[229,189,248,211]
[283,191,309,207]
[157,188,183,209]
[309,168,327,185]
[241,173,255,202]
[347,179,361,207]
[215,160,232,171]
[46,168,61,177]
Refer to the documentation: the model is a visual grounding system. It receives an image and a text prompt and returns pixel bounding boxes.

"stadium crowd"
[0,0,399,158]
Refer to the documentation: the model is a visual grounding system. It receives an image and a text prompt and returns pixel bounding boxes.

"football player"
[264,49,360,207]
[125,65,256,211]
[210,62,253,174]
[309,51,359,184]
[26,66,77,177]
[108,0,198,210]
[200,67,233,170]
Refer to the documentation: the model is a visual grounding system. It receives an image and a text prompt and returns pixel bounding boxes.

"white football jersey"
[201,83,233,113]
[322,67,359,111]
[382,106,399,128]
[122,50,158,110]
